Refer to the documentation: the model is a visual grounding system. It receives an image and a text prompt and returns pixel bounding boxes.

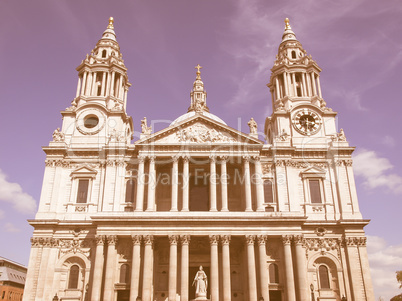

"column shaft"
[81,72,87,96]
[254,157,265,211]
[181,236,190,301]
[275,76,281,99]
[142,235,154,301]
[316,75,322,98]
[220,157,229,211]
[210,156,217,211]
[110,71,116,96]
[103,236,118,301]
[75,76,81,97]
[135,156,145,211]
[295,236,308,301]
[85,72,92,95]
[283,72,289,96]
[243,156,253,211]
[311,72,317,96]
[91,71,97,96]
[283,236,296,301]
[292,73,297,96]
[146,156,156,211]
[101,71,107,96]
[258,236,270,301]
[221,235,231,301]
[169,236,178,301]
[91,236,105,301]
[130,236,142,301]
[182,156,189,211]
[246,235,257,301]
[210,235,219,300]
[171,157,179,211]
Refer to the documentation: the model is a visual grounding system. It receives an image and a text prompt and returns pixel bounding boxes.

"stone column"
[182,156,190,211]
[243,156,253,212]
[169,235,179,301]
[220,156,229,212]
[91,71,97,96]
[105,71,111,96]
[287,73,292,97]
[311,72,317,96]
[210,156,217,211]
[23,238,41,301]
[116,74,121,98]
[171,156,179,212]
[245,235,257,301]
[135,156,145,212]
[316,75,322,98]
[257,235,270,301]
[130,235,142,301]
[110,71,116,96]
[209,235,219,301]
[103,235,118,301]
[301,73,307,97]
[294,235,308,301]
[146,156,156,211]
[35,238,51,299]
[275,76,281,99]
[357,238,375,301]
[253,156,265,212]
[85,72,92,95]
[282,235,296,301]
[292,73,297,96]
[180,235,190,301]
[92,235,105,301]
[76,76,81,98]
[142,235,154,301]
[101,71,107,96]
[221,235,231,301]
[306,73,312,96]
[283,72,289,96]
[81,71,87,96]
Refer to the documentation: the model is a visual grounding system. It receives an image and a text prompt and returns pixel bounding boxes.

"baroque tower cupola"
[188,64,209,113]
[58,17,133,146]
[268,18,326,112]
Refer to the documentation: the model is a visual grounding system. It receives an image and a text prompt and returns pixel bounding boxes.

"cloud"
[0,169,37,214]
[4,222,21,233]
[353,149,402,194]
[382,135,396,148]
[367,235,402,299]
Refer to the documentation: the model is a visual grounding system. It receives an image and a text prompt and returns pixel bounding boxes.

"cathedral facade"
[23,18,375,301]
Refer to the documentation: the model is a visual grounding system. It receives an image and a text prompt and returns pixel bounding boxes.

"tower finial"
[284,18,291,30]
[108,17,114,29]
[195,64,202,79]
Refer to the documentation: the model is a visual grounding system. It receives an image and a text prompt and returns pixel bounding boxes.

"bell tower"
[265,18,340,147]
[58,17,133,147]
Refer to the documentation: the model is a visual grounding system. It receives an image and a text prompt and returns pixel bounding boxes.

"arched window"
[319,265,330,289]
[291,50,296,59]
[102,50,107,58]
[269,263,279,283]
[68,265,80,289]
[120,264,130,283]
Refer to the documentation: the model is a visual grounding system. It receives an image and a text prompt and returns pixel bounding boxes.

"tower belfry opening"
[23,17,375,301]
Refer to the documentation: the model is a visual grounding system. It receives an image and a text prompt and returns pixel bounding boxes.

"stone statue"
[141,117,152,135]
[194,97,206,113]
[248,118,257,134]
[52,128,65,142]
[192,266,208,299]
[338,128,346,141]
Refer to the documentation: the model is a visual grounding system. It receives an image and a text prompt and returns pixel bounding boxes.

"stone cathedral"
[23,18,375,301]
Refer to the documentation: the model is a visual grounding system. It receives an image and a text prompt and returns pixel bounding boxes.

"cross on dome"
[195,64,202,79]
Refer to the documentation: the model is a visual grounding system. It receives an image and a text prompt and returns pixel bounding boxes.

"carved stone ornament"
[245,235,256,245]
[262,163,272,174]
[141,117,152,135]
[60,238,91,256]
[221,235,231,245]
[209,235,219,245]
[257,235,267,245]
[332,128,347,142]
[276,129,289,141]
[281,235,292,245]
[106,235,118,245]
[143,235,154,245]
[169,235,179,245]
[248,118,258,134]
[305,238,340,252]
[131,235,142,245]
[293,235,305,245]
[95,235,105,245]
[180,235,191,245]
[31,237,59,247]
[109,129,125,142]
[52,128,65,142]
[175,124,236,143]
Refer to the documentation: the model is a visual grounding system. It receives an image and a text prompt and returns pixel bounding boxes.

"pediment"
[70,165,98,178]
[136,114,263,145]
[300,166,326,178]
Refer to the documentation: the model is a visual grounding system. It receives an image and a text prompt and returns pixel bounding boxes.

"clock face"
[292,109,321,135]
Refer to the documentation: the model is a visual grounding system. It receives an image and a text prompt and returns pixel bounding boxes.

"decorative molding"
[143,235,154,245]
[95,235,105,245]
[245,235,256,245]
[131,235,142,245]
[52,128,65,142]
[293,235,305,246]
[168,235,179,245]
[180,235,191,245]
[209,235,219,245]
[281,235,292,245]
[257,235,267,245]
[106,235,118,245]
[175,124,236,143]
[262,163,272,174]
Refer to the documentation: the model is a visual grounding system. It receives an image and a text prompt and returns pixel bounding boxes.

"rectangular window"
[309,179,322,203]
[76,179,89,203]
[264,180,274,203]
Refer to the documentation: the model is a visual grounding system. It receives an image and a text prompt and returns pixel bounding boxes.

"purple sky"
[0,0,401,298]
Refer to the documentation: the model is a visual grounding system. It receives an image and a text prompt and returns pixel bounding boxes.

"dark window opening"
[119,264,130,284]
[68,265,79,289]
[77,179,89,203]
[269,263,279,283]
[264,180,274,203]
[291,50,296,59]
[125,179,136,203]
[102,50,107,58]
[309,179,322,203]
[319,265,330,289]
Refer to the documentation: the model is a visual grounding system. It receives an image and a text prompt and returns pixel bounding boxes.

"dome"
[170,111,227,126]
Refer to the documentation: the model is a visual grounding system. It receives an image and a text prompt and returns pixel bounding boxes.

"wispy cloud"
[353,149,402,194]
[367,235,402,299]
[0,169,37,214]
[4,222,21,233]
